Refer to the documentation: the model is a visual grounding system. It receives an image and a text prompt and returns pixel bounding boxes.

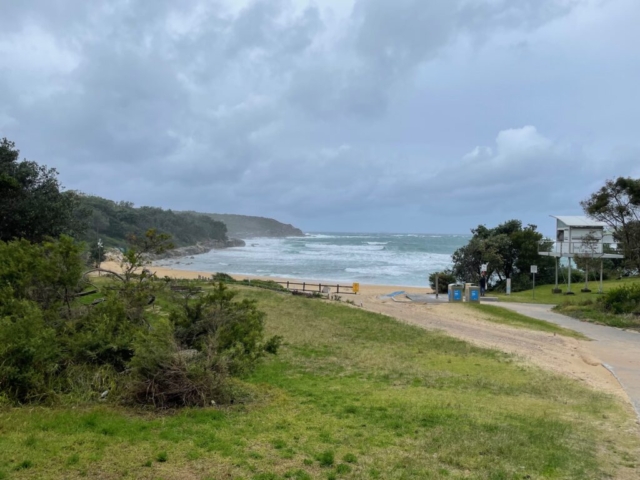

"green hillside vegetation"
[196,212,304,238]
[2,283,639,479]
[80,195,228,248]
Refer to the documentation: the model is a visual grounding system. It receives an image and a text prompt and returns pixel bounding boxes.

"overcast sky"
[1,0,639,236]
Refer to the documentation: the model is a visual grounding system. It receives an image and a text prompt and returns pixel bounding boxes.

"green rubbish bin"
[466,285,480,303]
[448,283,463,303]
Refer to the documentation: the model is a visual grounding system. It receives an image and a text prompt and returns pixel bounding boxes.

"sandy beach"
[99,261,434,298]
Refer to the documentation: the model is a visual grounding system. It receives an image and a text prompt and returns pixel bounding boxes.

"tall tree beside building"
[581,177,640,272]
[452,220,554,292]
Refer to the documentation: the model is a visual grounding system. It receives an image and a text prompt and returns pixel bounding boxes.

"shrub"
[172,283,277,376]
[0,298,62,403]
[429,270,457,294]
[0,236,85,314]
[65,294,139,371]
[212,272,234,282]
[600,283,640,315]
[0,236,280,408]
[126,319,228,408]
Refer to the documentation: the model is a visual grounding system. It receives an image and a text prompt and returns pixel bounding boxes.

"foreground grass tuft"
[0,286,638,479]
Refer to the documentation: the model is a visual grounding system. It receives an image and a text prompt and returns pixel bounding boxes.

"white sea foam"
[160,233,469,287]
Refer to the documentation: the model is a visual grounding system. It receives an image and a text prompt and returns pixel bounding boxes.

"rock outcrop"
[150,238,246,260]
[106,239,246,263]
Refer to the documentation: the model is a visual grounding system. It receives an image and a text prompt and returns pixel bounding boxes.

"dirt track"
[358,294,631,404]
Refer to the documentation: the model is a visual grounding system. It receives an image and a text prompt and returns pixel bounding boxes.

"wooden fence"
[275,281,359,295]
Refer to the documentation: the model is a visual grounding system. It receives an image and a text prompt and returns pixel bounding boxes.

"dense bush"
[600,283,640,315]
[0,297,62,402]
[129,283,280,407]
[429,270,457,294]
[127,319,229,408]
[1,235,278,407]
[0,237,143,402]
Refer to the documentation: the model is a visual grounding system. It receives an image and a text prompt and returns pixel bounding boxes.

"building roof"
[551,216,608,228]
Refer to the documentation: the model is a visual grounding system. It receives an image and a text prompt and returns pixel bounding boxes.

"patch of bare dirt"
[358,294,627,400]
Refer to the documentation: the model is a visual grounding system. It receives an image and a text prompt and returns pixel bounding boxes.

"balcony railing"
[538,240,623,257]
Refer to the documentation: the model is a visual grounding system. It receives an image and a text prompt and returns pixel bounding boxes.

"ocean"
[154,233,471,287]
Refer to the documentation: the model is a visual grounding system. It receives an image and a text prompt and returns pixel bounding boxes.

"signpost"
[97,238,103,275]
[531,265,538,299]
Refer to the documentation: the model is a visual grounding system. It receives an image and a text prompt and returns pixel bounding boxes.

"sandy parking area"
[357,292,627,400]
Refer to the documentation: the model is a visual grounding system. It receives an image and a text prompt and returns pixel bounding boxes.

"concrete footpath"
[499,302,640,419]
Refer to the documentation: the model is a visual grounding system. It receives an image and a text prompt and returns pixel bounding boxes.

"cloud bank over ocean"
[1,0,639,235]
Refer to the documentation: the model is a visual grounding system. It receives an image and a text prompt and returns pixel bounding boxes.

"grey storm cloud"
[1,0,639,234]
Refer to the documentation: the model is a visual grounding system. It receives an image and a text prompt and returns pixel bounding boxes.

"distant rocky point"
[190,213,304,239]
[149,238,246,261]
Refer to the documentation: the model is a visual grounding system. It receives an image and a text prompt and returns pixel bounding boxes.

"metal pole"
[599,259,604,294]
[435,274,439,299]
[568,257,572,294]
[555,256,559,291]
[533,273,535,300]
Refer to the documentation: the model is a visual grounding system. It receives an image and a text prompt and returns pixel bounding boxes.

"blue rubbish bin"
[466,286,480,303]
[448,284,463,303]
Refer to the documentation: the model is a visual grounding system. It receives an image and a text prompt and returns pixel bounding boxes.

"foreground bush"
[126,283,281,408]
[0,236,279,407]
[0,296,62,402]
[600,283,640,314]
[126,320,229,408]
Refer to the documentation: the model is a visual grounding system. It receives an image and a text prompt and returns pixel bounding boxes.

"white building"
[538,216,623,294]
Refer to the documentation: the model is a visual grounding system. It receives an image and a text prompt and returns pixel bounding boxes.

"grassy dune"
[1,286,638,479]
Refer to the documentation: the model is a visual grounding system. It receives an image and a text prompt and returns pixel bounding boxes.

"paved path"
[500,302,640,418]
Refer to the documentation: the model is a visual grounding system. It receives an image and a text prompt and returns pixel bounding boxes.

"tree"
[581,177,640,272]
[121,229,174,283]
[573,231,601,292]
[451,220,554,292]
[0,138,87,243]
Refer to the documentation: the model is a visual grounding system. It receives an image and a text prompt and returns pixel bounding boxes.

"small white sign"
[530,265,538,274]
[481,263,488,273]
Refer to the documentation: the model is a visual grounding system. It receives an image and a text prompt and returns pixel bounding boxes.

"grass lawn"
[494,276,640,306]
[464,304,587,340]
[492,277,640,329]
[1,286,639,479]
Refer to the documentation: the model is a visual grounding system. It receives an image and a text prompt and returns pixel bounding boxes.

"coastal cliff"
[192,213,304,238]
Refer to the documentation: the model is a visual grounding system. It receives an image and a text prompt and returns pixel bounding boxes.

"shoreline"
[99,261,434,296]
